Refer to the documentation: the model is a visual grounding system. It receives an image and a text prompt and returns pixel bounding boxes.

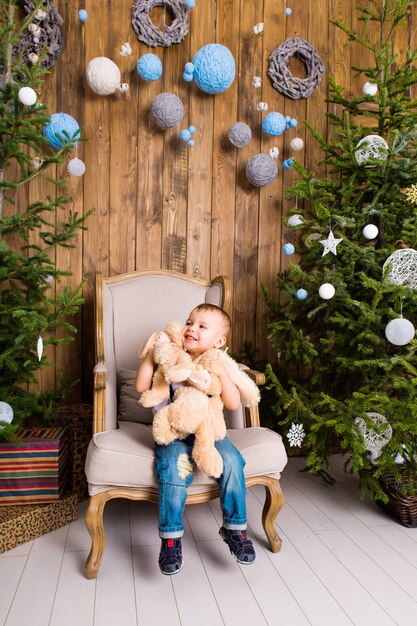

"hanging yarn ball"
[228,122,252,148]
[355,134,388,166]
[246,153,278,187]
[362,224,378,240]
[78,9,88,21]
[363,81,378,96]
[355,413,392,452]
[86,57,126,96]
[44,113,80,149]
[18,86,37,105]
[283,243,295,255]
[385,317,415,346]
[151,92,184,129]
[287,214,303,227]
[185,0,195,8]
[137,53,163,81]
[262,112,287,136]
[296,288,308,300]
[184,44,236,94]
[383,249,417,288]
[290,137,304,151]
[67,157,86,176]
[319,283,335,300]
[0,401,13,426]
[283,159,294,170]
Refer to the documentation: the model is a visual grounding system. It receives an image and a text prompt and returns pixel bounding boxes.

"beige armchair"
[84,270,287,579]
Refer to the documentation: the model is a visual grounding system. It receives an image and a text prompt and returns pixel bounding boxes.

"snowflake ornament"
[287,422,306,447]
[404,184,417,205]
[319,230,343,256]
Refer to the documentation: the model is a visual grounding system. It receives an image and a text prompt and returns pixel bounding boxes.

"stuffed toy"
[138,322,260,478]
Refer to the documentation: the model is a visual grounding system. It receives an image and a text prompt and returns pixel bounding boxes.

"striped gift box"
[0,427,69,505]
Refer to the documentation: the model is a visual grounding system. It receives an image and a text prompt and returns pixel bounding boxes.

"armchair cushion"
[118,368,153,424]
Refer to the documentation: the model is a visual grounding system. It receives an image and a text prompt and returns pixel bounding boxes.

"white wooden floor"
[1,455,417,626]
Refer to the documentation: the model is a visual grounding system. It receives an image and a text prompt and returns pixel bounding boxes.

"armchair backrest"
[95,270,237,432]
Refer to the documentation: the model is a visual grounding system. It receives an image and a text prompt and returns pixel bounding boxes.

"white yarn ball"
[290,137,304,151]
[287,214,303,227]
[362,224,378,240]
[363,81,378,96]
[67,158,86,176]
[86,57,122,95]
[319,283,335,300]
[385,318,415,346]
[18,86,37,105]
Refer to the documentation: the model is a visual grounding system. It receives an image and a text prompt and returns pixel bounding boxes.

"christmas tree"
[264,0,417,501]
[0,1,90,440]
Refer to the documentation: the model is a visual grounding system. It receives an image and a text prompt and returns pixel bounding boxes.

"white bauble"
[362,81,378,96]
[18,86,37,105]
[385,317,415,346]
[67,157,86,176]
[287,214,304,227]
[362,224,378,240]
[355,134,388,166]
[290,137,304,151]
[319,283,335,300]
[37,335,44,361]
[0,401,14,425]
[86,57,123,95]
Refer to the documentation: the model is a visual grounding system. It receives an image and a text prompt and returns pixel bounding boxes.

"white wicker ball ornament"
[385,317,415,346]
[318,283,335,300]
[362,81,378,96]
[354,412,392,452]
[86,57,127,95]
[355,134,388,166]
[362,224,378,240]
[18,86,37,105]
[0,401,13,425]
[383,248,417,288]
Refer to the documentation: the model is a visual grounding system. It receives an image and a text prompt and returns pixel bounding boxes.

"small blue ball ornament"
[283,159,294,169]
[296,288,308,300]
[185,0,195,8]
[137,54,163,81]
[285,8,292,16]
[283,243,295,255]
[288,118,298,128]
[78,9,88,22]
[44,113,80,150]
[262,112,287,137]
[180,129,191,142]
[185,44,236,94]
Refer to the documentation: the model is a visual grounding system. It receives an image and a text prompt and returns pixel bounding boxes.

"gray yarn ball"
[228,122,252,148]
[151,92,184,129]
[246,153,278,187]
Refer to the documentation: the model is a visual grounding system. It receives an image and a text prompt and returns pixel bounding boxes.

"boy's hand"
[203,351,227,378]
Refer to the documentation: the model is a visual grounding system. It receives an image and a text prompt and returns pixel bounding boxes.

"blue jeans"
[155,435,247,538]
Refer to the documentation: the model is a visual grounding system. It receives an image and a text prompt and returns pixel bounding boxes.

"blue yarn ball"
[283,159,294,169]
[188,125,196,135]
[283,243,295,255]
[190,44,236,94]
[78,9,88,21]
[44,113,80,149]
[289,118,298,128]
[183,71,193,82]
[262,112,287,136]
[296,288,308,300]
[137,54,163,81]
[185,0,195,8]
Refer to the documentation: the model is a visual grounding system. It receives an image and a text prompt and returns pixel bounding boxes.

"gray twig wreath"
[16,1,64,69]
[268,37,325,100]
[132,0,188,48]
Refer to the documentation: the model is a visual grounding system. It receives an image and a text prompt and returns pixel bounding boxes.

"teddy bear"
[138,322,260,478]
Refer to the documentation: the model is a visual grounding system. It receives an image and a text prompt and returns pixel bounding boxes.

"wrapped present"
[0,493,78,553]
[0,426,69,505]
[57,404,92,501]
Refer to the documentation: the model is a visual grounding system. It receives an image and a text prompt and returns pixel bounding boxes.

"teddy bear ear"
[138,331,158,359]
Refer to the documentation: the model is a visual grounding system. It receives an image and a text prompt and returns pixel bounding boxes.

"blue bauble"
[289,118,298,128]
[78,9,88,21]
[296,288,308,300]
[189,44,235,94]
[283,159,294,169]
[137,54,163,81]
[262,112,287,136]
[283,243,295,255]
[44,113,80,149]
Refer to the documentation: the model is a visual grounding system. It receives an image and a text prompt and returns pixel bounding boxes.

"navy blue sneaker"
[219,527,256,564]
[158,538,183,575]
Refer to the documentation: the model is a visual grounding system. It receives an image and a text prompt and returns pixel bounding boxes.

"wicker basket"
[376,467,417,528]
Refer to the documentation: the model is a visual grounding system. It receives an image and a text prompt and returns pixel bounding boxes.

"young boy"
[136,303,256,575]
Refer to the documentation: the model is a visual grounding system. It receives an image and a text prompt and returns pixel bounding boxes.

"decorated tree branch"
[0,0,91,440]
[264,0,417,501]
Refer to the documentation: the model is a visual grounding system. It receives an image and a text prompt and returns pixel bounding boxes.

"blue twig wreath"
[16,1,64,69]
[131,0,189,48]
[268,37,325,100]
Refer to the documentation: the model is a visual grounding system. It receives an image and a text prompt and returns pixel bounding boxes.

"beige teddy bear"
[139,322,260,478]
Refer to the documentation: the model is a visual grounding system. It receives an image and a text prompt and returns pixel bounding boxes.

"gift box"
[57,404,92,501]
[0,426,69,505]
[0,493,78,553]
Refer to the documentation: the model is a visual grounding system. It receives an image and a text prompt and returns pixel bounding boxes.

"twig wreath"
[16,1,64,69]
[268,37,325,100]
[131,0,188,48]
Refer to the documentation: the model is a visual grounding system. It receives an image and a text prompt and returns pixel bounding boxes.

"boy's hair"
[192,303,231,336]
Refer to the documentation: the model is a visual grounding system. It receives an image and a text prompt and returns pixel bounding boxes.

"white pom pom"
[319,283,335,300]
[67,158,86,177]
[362,224,378,240]
[18,87,37,106]
[363,81,378,96]
[290,137,304,151]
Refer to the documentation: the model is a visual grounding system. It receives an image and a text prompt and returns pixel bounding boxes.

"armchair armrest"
[93,363,107,434]
[244,369,266,386]
[243,368,265,428]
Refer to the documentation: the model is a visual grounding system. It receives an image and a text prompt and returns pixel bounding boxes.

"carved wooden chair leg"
[85,492,107,579]
[262,477,285,553]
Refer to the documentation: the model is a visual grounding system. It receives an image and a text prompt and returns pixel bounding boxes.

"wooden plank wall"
[22,0,416,401]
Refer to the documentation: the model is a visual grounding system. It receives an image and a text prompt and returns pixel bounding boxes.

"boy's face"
[182,309,226,357]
